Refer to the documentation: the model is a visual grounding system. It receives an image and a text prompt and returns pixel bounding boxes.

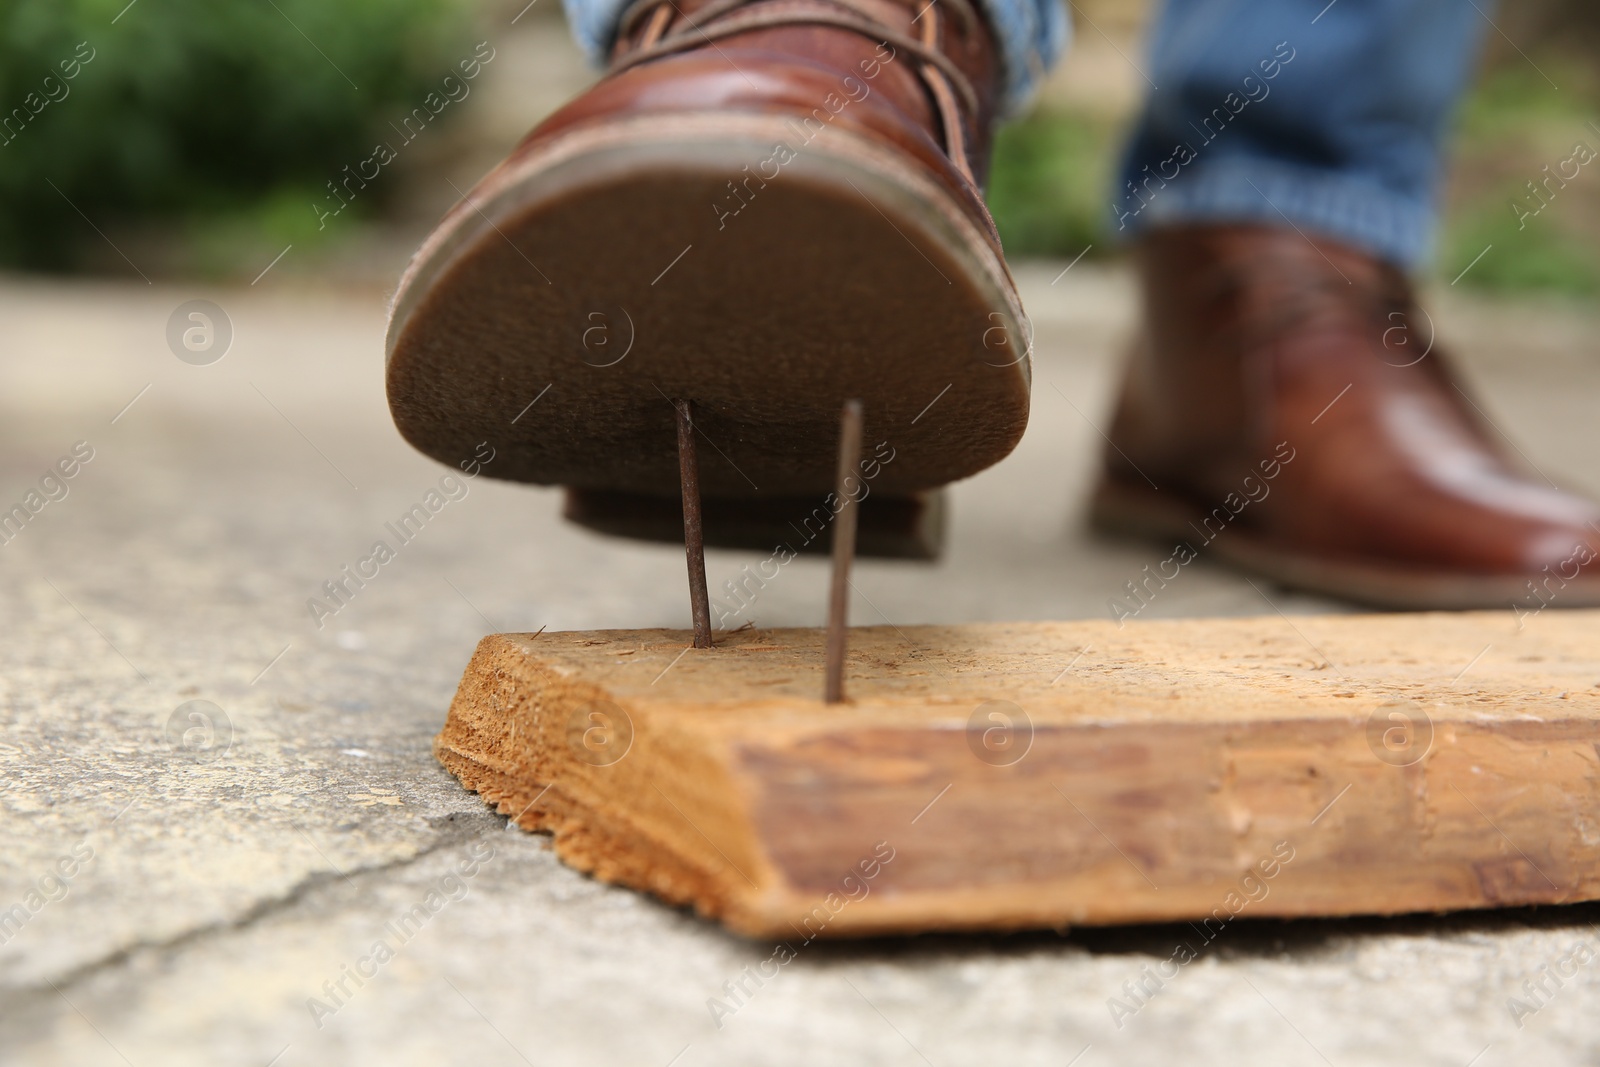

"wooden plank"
[434,612,1600,938]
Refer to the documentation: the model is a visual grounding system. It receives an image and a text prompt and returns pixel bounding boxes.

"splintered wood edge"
[434,634,782,931]
[435,616,1600,938]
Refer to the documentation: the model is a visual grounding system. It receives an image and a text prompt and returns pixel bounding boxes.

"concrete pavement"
[2,266,1599,1065]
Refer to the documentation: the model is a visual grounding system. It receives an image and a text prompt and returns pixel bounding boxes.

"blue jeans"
[562,0,1486,268]
[1114,0,1489,267]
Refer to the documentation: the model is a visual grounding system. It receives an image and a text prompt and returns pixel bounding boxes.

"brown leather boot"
[1090,224,1600,612]
[385,0,1028,537]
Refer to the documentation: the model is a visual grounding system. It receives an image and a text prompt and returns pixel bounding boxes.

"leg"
[1115,0,1490,267]
[1094,0,1600,609]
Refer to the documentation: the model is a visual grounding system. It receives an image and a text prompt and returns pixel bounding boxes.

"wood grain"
[434,611,1600,937]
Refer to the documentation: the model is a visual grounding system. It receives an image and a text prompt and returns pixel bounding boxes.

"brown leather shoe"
[385,0,1029,520]
[1090,224,1600,612]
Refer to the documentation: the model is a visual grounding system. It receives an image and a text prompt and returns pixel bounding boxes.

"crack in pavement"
[0,811,505,1022]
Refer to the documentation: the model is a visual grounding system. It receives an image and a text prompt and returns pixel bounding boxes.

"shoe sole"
[1090,479,1600,611]
[386,113,1031,500]
[563,486,945,560]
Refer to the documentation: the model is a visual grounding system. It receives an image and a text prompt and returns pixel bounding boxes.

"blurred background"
[6,0,1598,295]
[6,6,1600,1065]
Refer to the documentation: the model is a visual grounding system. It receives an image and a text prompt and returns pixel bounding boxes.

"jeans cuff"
[974,0,1071,117]
[1111,157,1434,270]
[564,0,633,63]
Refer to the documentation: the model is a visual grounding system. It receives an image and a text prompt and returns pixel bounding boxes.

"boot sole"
[1089,479,1600,612]
[563,487,945,560]
[386,113,1031,500]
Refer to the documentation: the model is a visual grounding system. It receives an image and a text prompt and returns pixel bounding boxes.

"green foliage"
[986,109,1116,259]
[1443,201,1600,297]
[0,0,475,268]
[1441,57,1600,296]
[1454,61,1597,140]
